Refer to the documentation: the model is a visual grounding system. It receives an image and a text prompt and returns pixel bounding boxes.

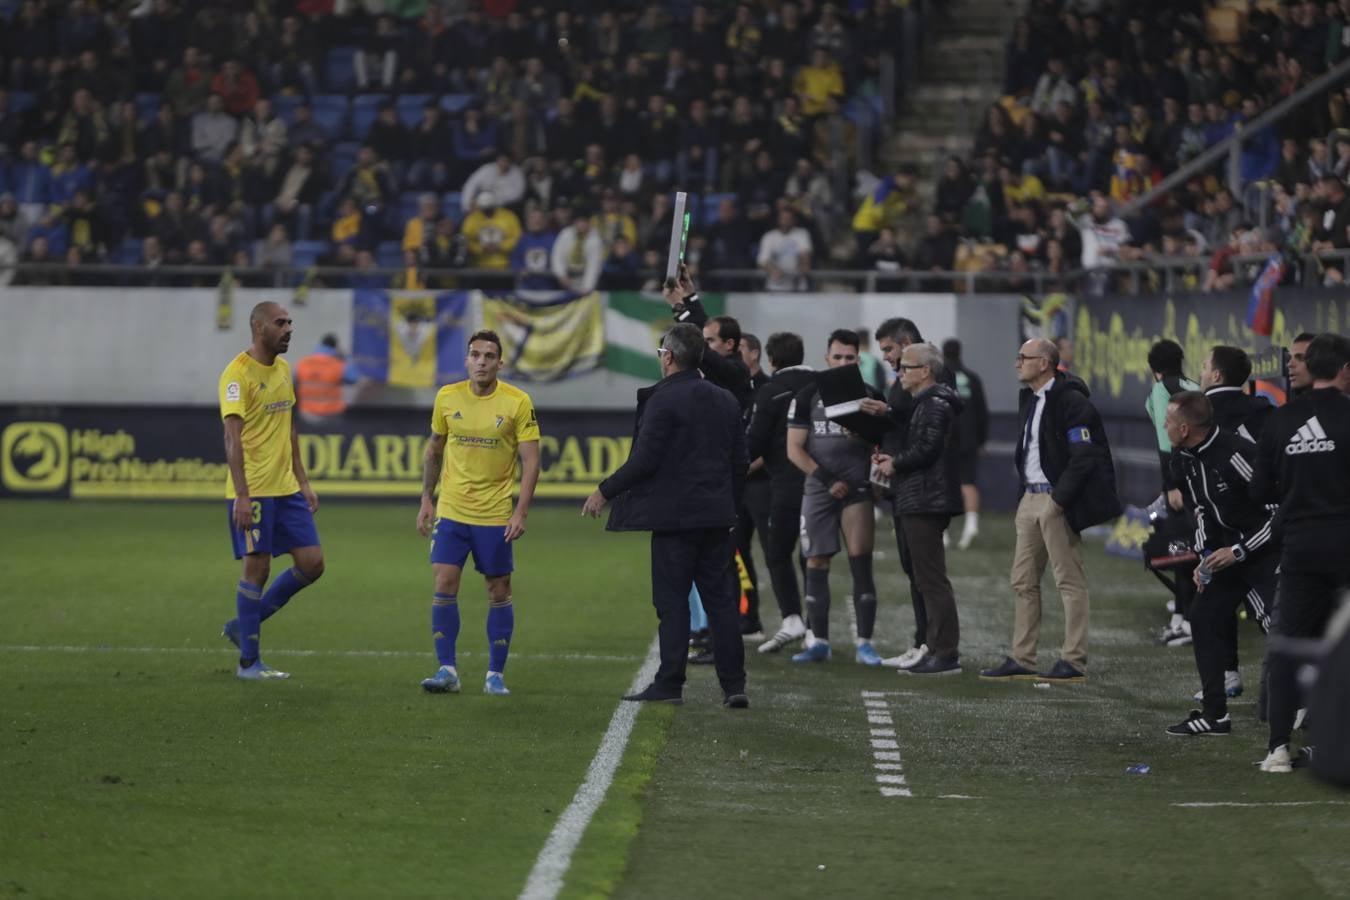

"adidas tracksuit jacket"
[1174,427,1277,721]
[1251,386,1350,749]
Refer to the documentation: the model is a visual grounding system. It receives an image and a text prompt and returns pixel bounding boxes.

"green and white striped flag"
[603,291,726,380]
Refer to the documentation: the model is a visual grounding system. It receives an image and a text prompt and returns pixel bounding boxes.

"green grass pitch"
[1,503,1345,899]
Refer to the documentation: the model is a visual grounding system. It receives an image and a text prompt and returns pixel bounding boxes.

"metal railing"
[1122,56,1350,216]
[5,249,1348,295]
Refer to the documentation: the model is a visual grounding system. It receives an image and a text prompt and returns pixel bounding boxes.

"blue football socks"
[236,580,263,665]
[260,567,310,622]
[432,593,460,667]
[486,601,514,673]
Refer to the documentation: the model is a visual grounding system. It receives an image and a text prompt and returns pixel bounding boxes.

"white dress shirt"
[1023,380,1054,485]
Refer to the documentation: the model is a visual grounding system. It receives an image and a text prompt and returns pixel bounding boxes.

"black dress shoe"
[688,649,716,665]
[723,693,749,709]
[622,685,684,704]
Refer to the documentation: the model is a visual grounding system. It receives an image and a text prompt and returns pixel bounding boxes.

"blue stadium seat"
[330,142,360,182]
[396,94,431,128]
[113,238,142,265]
[311,95,350,140]
[700,192,734,226]
[439,94,474,117]
[350,94,388,139]
[316,189,340,221]
[323,47,359,94]
[135,92,161,123]
[292,240,329,269]
[270,94,304,124]
[442,192,464,223]
[375,240,403,269]
[9,91,36,114]
[399,191,424,224]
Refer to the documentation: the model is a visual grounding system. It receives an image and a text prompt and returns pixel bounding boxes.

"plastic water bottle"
[1196,550,1213,588]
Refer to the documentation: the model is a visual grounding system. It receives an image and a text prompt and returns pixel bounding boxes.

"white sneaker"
[880,643,928,669]
[1159,619,1192,646]
[1259,745,1292,773]
[758,614,807,654]
[957,527,978,550]
[1192,670,1243,701]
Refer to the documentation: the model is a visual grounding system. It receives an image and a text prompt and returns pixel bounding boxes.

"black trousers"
[735,477,772,623]
[1267,548,1350,750]
[901,514,959,658]
[893,514,927,648]
[762,492,804,620]
[1191,553,1276,720]
[650,528,747,696]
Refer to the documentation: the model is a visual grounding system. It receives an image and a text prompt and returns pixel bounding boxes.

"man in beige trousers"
[980,339,1121,683]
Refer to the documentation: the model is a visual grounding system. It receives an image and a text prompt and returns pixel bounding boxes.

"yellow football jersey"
[431,379,540,525]
[219,351,300,499]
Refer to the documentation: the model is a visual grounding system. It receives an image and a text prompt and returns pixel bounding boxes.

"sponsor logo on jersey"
[1285,416,1337,455]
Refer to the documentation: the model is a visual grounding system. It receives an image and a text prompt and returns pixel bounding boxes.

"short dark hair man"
[1252,332,1350,772]
[1199,345,1272,442]
[582,323,750,708]
[785,329,885,665]
[746,332,816,654]
[980,338,1121,683]
[1288,332,1315,398]
[1162,391,1275,736]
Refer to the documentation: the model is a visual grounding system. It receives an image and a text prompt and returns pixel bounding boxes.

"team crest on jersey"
[452,411,463,420]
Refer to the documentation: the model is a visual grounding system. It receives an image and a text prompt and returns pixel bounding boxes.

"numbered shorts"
[799,484,872,558]
[227,492,320,559]
[430,517,513,576]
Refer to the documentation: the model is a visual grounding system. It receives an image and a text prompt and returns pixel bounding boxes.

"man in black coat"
[857,317,956,669]
[582,323,750,708]
[873,342,965,675]
[1163,391,1276,737]
[981,338,1122,683]
[746,332,816,654]
[1199,345,1273,442]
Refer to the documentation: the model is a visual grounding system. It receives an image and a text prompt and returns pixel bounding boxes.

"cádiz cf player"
[417,330,541,696]
[220,302,325,680]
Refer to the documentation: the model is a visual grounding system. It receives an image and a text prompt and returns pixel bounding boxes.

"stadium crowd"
[851,0,1350,292]
[0,0,912,290]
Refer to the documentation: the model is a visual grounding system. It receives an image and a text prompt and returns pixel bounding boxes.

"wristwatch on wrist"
[1230,544,1247,562]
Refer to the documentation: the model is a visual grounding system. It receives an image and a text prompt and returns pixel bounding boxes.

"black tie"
[1021,395,1040,477]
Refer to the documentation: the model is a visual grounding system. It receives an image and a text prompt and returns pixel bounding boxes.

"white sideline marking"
[861,691,911,799]
[1172,801,1350,809]
[0,644,642,664]
[938,794,981,800]
[518,636,661,900]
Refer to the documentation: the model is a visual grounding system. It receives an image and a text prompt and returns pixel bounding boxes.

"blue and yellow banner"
[481,291,604,382]
[351,290,468,388]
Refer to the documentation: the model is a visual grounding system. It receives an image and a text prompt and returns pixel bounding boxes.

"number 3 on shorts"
[251,501,262,524]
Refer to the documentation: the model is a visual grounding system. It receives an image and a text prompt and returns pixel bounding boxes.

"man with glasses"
[980,338,1120,683]
[582,323,749,708]
[872,343,965,675]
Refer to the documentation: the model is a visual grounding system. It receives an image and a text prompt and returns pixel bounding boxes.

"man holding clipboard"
[785,329,887,666]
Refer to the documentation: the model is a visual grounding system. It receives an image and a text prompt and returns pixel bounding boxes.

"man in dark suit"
[582,322,750,708]
[980,338,1121,683]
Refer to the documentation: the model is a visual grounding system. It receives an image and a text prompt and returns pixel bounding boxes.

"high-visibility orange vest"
[296,353,346,416]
